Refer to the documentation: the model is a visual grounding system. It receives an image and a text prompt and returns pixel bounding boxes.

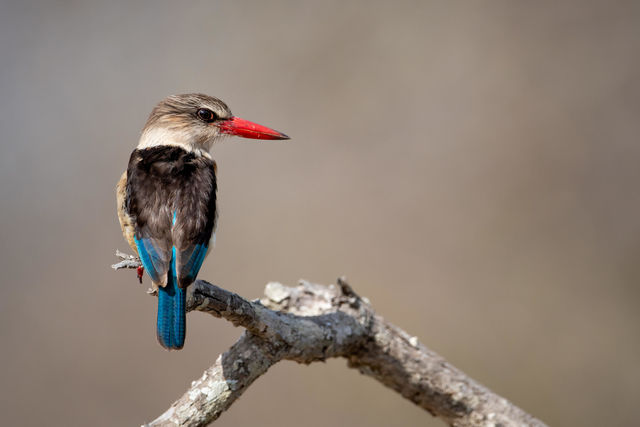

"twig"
[114,252,546,427]
[111,250,141,270]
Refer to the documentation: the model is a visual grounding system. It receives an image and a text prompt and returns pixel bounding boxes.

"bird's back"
[124,145,217,288]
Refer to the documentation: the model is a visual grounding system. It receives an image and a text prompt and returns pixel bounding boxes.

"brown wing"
[124,146,217,288]
[116,171,137,253]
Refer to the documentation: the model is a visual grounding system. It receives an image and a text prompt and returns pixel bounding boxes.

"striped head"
[137,93,289,155]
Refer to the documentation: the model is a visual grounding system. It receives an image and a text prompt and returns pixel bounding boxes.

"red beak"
[218,117,290,140]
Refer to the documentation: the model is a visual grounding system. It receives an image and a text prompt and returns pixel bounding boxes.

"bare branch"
[111,250,141,270]
[115,252,546,427]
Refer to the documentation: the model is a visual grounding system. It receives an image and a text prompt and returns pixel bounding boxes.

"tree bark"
[112,253,547,427]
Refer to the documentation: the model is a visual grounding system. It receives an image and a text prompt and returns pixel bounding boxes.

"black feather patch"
[125,146,217,287]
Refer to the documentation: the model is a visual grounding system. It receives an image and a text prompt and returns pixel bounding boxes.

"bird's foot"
[136,266,144,283]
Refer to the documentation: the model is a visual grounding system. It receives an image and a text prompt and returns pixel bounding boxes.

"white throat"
[137,126,212,158]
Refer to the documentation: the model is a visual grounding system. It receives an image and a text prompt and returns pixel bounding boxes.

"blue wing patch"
[176,243,208,287]
[171,209,210,287]
[134,236,170,284]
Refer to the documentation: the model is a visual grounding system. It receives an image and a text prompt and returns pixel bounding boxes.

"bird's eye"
[196,108,217,123]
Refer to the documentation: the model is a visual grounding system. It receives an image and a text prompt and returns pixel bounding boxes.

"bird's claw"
[137,266,144,283]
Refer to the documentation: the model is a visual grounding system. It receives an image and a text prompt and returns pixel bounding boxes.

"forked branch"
[112,252,546,427]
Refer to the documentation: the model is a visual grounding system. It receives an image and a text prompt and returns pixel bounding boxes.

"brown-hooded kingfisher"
[117,94,289,349]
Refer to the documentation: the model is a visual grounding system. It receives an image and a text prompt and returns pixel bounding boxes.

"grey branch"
[112,250,141,270]
[113,252,547,427]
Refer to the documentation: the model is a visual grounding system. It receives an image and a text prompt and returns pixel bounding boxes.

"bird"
[116,93,289,350]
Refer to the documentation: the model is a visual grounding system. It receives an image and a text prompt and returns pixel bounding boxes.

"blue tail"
[156,248,186,349]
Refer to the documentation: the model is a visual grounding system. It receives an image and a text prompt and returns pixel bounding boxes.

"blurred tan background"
[1,1,639,426]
